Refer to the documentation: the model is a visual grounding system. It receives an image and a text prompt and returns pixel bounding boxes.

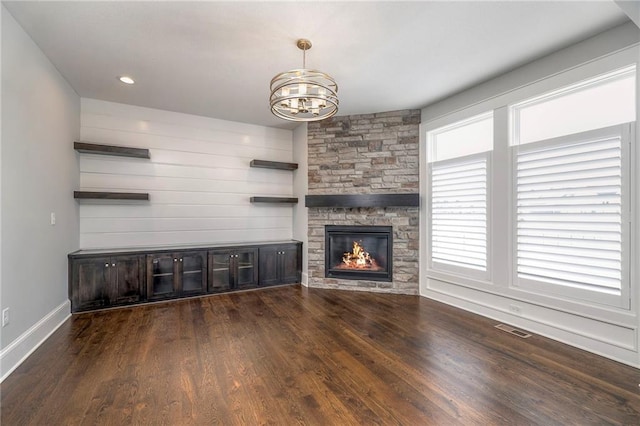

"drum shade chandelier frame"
[270,39,339,122]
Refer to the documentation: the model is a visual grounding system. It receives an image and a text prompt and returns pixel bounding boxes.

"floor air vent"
[495,324,532,338]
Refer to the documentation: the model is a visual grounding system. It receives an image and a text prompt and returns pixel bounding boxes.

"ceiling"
[3,1,632,129]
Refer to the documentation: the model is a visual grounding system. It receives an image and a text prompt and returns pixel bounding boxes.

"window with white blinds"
[514,125,629,306]
[430,153,488,274]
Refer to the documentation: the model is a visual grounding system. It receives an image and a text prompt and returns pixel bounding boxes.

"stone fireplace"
[306,110,420,294]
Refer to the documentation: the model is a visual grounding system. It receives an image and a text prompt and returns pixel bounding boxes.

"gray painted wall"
[1,6,80,348]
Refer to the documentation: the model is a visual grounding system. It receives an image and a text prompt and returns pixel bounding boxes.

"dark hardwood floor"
[2,285,639,425]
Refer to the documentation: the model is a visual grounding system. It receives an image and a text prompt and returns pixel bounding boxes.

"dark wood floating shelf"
[305,193,419,208]
[250,160,298,170]
[250,197,299,204]
[74,191,149,201]
[74,142,150,159]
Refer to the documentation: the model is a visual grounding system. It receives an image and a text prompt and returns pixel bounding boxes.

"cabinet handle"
[180,258,183,262]
[112,263,116,267]
[105,263,109,268]
[174,258,178,262]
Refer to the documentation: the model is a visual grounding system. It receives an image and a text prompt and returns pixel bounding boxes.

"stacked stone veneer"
[307,110,420,294]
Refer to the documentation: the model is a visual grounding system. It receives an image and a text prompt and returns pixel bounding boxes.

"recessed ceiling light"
[118,76,135,85]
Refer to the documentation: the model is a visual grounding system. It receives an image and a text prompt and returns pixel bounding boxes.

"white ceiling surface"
[3,1,631,129]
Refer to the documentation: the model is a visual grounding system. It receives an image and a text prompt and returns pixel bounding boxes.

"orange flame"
[337,241,383,271]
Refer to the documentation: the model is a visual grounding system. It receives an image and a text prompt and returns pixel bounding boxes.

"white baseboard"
[422,286,639,368]
[0,300,71,382]
[301,272,309,287]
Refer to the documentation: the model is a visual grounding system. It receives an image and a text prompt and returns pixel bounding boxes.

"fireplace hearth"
[325,225,392,281]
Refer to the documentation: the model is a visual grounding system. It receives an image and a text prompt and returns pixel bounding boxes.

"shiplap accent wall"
[79,98,294,249]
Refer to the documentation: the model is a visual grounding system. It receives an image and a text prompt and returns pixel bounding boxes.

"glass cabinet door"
[209,251,232,292]
[149,254,175,298]
[181,252,206,294]
[236,249,258,289]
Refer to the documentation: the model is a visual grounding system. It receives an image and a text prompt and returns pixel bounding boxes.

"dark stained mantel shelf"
[74,191,150,201]
[250,197,299,204]
[305,193,419,208]
[250,160,298,170]
[74,142,150,159]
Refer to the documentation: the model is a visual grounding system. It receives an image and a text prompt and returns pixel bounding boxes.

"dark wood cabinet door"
[146,253,178,300]
[110,255,145,305]
[71,257,110,312]
[180,251,207,295]
[258,246,280,287]
[234,248,259,289]
[280,244,302,284]
[209,250,232,292]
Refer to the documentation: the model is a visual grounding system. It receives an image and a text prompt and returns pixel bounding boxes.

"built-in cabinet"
[259,244,301,286]
[70,254,145,311]
[146,251,207,301]
[69,241,301,313]
[209,248,259,292]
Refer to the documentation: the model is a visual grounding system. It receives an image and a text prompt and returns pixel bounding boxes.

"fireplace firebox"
[325,225,392,281]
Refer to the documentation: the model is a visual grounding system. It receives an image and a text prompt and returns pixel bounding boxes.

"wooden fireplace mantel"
[305,193,419,208]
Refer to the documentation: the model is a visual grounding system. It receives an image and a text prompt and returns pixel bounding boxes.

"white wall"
[79,99,294,249]
[420,22,640,367]
[292,124,308,285]
[1,6,80,377]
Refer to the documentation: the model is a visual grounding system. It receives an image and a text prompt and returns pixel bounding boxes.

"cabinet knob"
[174,258,178,262]
[112,263,116,267]
[105,263,109,268]
[180,258,183,262]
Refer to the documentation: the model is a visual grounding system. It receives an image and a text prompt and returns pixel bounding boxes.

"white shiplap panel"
[80,204,292,218]
[80,228,293,249]
[79,99,295,249]
[81,112,292,152]
[79,156,292,184]
[80,173,292,195]
[81,98,293,142]
[80,126,292,161]
[82,98,292,146]
[123,191,260,205]
[80,216,292,233]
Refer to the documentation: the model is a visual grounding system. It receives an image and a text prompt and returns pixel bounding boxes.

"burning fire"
[337,241,383,271]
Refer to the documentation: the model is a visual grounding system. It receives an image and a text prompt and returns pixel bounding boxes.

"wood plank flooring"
[2,285,639,425]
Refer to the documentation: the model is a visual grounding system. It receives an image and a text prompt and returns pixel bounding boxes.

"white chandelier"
[270,39,338,122]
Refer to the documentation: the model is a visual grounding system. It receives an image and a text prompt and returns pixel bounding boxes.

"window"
[429,112,493,162]
[427,112,492,278]
[513,126,629,307]
[510,66,635,308]
[511,65,635,146]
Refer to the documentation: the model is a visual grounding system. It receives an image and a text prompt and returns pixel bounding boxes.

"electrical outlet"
[509,304,522,315]
[50,212,56,226]
[2,308,10,327]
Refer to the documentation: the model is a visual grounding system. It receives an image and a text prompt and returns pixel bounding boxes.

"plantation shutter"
[430,154,487,271]
[516,134,622,294]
